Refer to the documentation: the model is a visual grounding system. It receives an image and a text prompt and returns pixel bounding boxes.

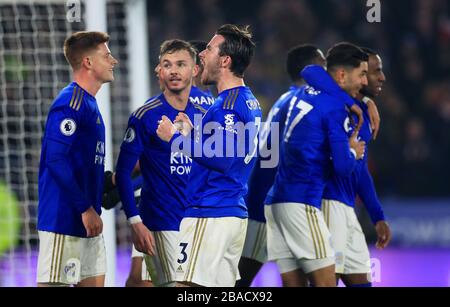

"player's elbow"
[115,168,133,185]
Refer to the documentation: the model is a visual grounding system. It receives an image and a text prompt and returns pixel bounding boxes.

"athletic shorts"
[241,219,267,263]
[176,217,247,287]
[36,231,106,285]
[265,203,334,274]
[322,199,371,277]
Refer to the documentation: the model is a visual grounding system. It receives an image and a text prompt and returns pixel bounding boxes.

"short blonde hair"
[64,31,110,70]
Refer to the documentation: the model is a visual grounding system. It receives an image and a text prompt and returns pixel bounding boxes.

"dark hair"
[64,31,110,70]
[160,39,197,62]
[286,44,322,82]
[216,24,255,77]
[326,42,368,72]
[360,46,377,56]
[189,40,207,65]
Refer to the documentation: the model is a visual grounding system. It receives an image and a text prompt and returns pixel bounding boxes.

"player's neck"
[73,72,102,97]
[193,79,209,92]
[164,87,190,111]
[216,73,245,94]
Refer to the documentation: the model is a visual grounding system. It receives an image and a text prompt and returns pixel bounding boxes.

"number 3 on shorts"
[178,242,188,264]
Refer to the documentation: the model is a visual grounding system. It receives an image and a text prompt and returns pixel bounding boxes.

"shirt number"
[284,100,314,142]
[244,116,261,164]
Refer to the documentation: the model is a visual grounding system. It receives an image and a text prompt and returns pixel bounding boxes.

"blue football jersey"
[246,85,300,222]
[117,90,211,231]
[302,65,385,223]
[265,85,357,209]
[185,86,263,218]
[189,85,215,107]
[38,82,105,237]
[323,101,371,207]
[323,101,384,223]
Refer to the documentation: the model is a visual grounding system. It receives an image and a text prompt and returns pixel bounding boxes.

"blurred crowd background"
[145,0,450,198]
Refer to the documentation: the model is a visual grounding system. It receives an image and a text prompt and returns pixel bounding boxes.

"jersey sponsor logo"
[189,95,214,106]
[60,118,76,136]
[95,141,105,166]
[224,114,237,134]
[224,114,235,126]
[170,152,192,175]
[246,99,261,110]
[123,127,136,143]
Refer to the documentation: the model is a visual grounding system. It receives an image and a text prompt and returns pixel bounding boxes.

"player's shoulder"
[52,82,89,113]
[189,87,212,114]
[219,86,242,111]
[273,85,300,109]
[130,94,164,121]
[301,85,343,112]
[221,86,261,114]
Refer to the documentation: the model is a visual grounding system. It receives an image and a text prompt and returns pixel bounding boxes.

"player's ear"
[337,68,347,85]
[221,55,231,69]
[192,64,200,78]
[154,64,161,77]
[81,56,92,69]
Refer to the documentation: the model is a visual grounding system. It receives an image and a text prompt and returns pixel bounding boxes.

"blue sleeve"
[115,116,145,218]
[357,162,385,224]
[46,105,82,145]
[116,149,140,219]
[45,107,91,213]
[46,139,91,213]
[301,65,355,109]
[132,175,143,191]
[326,108,356,177]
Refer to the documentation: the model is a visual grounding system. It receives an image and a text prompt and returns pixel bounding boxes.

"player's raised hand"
[131,221,156,256]
[365,98,381,140]
[375,220,391,249]
[174,112,193,136]
[349,129,365,160]
[350,104,364,133]
[81,206,103,237]
[156,115,177,142]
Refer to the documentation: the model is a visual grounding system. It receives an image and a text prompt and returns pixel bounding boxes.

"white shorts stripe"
[312,207,326,258]
[305,206,320,258]
[154,233,169,282]
[187,219,207,282]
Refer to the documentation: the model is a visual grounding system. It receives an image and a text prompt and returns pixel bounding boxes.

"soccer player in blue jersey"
[37,31,118,287]
[115,39,212,287]
[157,24,261,287]
[303,46,391,287]
[236,44,326,287]
[264,42,368,287]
